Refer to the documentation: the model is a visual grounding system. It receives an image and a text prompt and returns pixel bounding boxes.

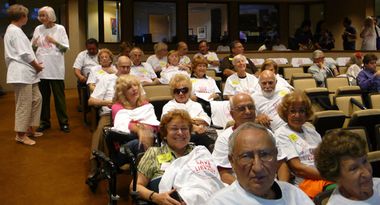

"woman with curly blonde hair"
[112,75,159,154]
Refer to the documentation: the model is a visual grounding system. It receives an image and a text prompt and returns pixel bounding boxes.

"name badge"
[157,152,172,164]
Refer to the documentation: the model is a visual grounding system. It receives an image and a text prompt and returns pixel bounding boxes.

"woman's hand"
[45,35,57,45]
[152,189,185,205]
[137,126,154,150]
[30,60,44,73]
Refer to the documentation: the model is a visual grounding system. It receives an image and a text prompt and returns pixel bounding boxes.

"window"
[187,3,228,43]
[133,2,176,44]
[87,0,121,43]
[239,4,279,44]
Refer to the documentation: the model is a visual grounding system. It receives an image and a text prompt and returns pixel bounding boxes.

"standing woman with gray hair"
[4,4,44,145]
[31,6,70,133]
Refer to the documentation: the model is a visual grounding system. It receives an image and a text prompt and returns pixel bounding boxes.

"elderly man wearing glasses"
[213,93,291,185]
[208,122,313,205]
[307,50,338,87]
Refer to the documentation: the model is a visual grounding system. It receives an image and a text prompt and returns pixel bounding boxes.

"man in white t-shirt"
[72,38,99,112]
[253,70,289,132]
[208,122,313,205]
[86,56,132,185]
[129,47,160,86]
[223,54,258,99]
[196,40,220,72]
[212,93,257,184]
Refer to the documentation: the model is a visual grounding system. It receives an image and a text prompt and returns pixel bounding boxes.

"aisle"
[0,89,131,205]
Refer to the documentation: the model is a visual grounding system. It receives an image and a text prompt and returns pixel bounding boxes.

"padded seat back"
[143,85,172,118]
[290,73,313,85]
[349,109,380,151]
[312,110,345,136]
[370,93,380,109]
[335,95,363,127]
[283,67,304,81]
[293,78,317,91]
[304,87,333,112]
[326,77,350,103]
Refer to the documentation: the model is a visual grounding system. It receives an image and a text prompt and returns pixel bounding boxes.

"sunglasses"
[173,87,189,95]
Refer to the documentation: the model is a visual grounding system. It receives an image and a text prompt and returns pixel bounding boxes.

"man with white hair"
[208,122,313,205]
[308,49,338,87]
[223,54,258,99]
[129,47,160,86]
[212,93,257,184]
[253,70,290,132]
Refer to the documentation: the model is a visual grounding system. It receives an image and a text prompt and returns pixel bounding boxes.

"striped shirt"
[138,144,194,180]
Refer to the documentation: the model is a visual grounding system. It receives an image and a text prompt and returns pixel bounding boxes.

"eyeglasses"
[232,104,255,112]
[288,108,307,115]
[168,127,190,133]
[173,87,189,95]
[234,149,276,165]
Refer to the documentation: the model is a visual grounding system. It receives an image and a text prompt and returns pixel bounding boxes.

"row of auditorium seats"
[89,76,380,204]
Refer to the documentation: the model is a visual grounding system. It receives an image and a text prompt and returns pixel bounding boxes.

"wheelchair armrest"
[104,127,138,142]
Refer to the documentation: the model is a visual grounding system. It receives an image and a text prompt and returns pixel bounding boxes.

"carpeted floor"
[0,89,132,205]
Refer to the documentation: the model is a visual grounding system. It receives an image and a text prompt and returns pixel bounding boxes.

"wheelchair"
[87,127,161,205]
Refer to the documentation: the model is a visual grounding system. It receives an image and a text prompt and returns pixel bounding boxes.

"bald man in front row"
[208,122,313,205]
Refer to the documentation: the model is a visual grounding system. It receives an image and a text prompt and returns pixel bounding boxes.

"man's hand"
[79,75,87,83]
[255,114,272,128]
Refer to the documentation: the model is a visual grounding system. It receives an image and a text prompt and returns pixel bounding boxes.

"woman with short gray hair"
[32,6,70,133]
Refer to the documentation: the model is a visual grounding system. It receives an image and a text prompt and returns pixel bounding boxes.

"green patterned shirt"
[138,143,194,180]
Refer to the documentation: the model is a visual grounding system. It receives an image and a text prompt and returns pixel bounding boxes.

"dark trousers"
[39,79,69,127]
[77,80,88,108]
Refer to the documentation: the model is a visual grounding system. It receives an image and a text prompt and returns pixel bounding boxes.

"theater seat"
[304,87,332,112]
[143,85,172,118]
[349,109,380,151]
[290,73,313,85]
[293,78,317,91]
[335,86,362,97]
[334,95,364,127]
[312,110,345,136]
[325,77,349,104]
[283,67,304,81]
[370,93,380,109]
